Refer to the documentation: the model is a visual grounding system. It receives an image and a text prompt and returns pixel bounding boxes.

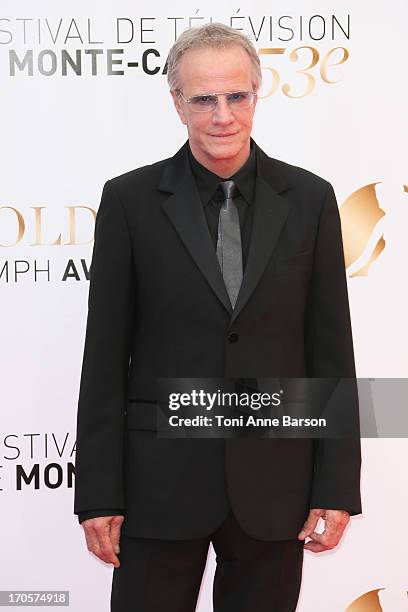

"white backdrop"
[1,1,407,610]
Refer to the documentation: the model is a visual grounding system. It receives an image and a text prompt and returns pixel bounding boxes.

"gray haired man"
[74,23,361,612]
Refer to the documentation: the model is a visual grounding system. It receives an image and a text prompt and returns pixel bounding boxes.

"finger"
[96,523,121,567]
[318,516,348,540]
[304,540,331,553]
[298,518,318,539]
[84,525,103,557]
[82,519,121,567]
[298,510,324,540]
[306,530,339,549]
[109,517,124,554]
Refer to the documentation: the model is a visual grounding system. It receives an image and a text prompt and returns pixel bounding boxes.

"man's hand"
[297,508,350,553]
[82,515,125,567]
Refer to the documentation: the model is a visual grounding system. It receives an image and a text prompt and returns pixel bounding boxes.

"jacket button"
[227,332,239,343]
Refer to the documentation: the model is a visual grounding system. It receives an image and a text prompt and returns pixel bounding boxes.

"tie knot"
[219,180,237,200]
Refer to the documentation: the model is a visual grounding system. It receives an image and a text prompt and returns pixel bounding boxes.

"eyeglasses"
[177,90,257,113]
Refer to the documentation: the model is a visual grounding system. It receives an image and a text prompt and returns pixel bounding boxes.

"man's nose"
[212,96,234,123]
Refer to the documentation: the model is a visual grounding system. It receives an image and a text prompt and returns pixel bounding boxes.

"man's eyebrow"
[190,92,218,97]
[190,91,246,97]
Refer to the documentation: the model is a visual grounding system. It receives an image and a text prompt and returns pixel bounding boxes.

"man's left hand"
[297,508,350,553]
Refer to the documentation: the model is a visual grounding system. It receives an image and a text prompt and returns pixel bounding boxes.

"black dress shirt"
[187,139,257,270]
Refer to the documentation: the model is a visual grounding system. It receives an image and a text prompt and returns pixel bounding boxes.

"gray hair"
[167,23,262,92]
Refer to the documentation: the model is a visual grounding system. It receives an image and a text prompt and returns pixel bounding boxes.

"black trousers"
[111,509,304,612]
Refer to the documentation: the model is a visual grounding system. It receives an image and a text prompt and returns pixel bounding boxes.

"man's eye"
[192,96,215,105]
[228,92,246,102]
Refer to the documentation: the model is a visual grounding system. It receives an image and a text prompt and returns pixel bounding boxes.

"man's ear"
[170,90,187,125]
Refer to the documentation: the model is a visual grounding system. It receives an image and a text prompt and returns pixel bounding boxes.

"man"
[74,23,361,612]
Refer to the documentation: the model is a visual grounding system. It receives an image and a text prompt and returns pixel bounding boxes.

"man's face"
[171,45,257,170]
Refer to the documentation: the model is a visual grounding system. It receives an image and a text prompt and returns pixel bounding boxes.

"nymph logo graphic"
[340,183,408,277]
[345,587,408,610]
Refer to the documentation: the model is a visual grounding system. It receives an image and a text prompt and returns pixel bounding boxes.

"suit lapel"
[158,140,292,321]
[160,143,233,314]
[230,170,292,325]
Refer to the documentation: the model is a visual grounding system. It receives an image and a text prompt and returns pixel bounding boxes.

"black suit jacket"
[74,139,362,540]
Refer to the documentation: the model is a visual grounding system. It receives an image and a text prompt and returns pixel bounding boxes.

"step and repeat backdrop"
[1,0,407,610]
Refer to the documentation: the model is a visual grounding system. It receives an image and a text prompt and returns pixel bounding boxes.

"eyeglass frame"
[176,90,258,112]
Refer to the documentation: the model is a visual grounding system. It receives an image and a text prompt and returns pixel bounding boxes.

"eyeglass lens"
[189,92,253,111]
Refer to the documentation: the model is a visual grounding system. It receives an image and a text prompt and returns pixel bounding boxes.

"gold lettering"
[65,206,96,245]
[320,46,349,84]
[0,206,25,246]
[30,207,62,246]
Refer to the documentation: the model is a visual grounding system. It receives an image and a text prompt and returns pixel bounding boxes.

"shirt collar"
[188,138,257,206]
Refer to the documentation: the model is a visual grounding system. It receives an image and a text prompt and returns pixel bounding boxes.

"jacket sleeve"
[304,182,362,515]
[77,509,124,524]
[74,179,135,516]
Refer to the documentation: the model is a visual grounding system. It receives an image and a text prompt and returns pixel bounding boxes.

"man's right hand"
[82,515,125,567]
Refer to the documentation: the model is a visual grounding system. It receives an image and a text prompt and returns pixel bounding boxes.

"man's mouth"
[210,132,237,138]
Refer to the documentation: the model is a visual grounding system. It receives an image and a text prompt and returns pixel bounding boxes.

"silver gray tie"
[216,180,243,309]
